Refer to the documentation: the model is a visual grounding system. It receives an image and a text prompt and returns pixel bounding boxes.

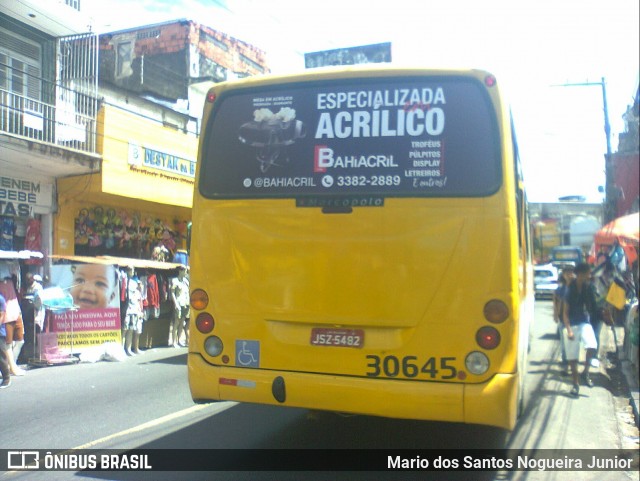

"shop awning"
[593,212,639,264]
[0,250,45,260]
[49,255,185,271]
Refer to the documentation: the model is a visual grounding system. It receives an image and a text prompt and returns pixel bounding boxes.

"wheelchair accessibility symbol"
[235,340,260,367]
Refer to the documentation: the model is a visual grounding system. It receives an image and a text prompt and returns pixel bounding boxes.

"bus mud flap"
[272,376,286,403]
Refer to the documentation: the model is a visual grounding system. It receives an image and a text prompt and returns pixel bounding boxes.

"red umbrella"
[593,212,639,264]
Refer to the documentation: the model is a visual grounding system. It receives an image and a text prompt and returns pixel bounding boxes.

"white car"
[534,264,559,300]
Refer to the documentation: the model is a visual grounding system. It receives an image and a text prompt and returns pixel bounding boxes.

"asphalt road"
[1,300,638,481]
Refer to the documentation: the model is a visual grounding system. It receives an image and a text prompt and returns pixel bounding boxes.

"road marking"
[74,402,238,449]
[0,403,237,478]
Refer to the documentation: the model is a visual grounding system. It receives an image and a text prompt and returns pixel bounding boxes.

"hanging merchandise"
[24,218,42,265]
[1,217,15,251]
[24,218,41,251]
[146,273,161,319]
[173,249,189,265]
[606,279,627,310]
[74,205,188,260]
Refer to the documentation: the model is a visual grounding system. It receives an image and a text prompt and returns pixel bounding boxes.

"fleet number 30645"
[365,355,458,379]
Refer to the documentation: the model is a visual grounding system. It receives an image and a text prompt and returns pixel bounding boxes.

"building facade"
[1,0,99,271]
[1,8,269,345]
[529,83,638,263]
[97,19,269,128]
[529,201,603,263]
[612,84,639,217]
[49,18,268,349]
[54,19,270,261]
[55,103,196,260]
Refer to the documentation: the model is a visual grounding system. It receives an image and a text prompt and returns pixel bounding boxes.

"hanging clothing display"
[0,218,15,251]
[73,205,188,261]
[24,218,42,251]
[147,274,160,308]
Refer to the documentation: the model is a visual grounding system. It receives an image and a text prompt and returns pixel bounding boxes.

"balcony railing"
[65,0,81,12]
[0,88,97,154]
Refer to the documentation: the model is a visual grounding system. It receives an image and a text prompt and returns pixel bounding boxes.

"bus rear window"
[199,76,501,199]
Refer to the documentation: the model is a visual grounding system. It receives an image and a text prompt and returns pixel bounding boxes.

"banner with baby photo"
[49,263,122,353]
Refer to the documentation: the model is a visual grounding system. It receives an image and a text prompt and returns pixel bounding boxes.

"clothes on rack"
[147,274,160,308]
[117,268,170,321]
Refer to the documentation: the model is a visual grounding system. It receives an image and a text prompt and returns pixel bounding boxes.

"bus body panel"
[190,196,520,382]
[189,353,518,430]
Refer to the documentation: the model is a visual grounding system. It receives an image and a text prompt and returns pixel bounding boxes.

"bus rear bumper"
[188,354,517,430]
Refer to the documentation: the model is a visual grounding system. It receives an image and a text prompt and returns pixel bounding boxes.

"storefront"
[55,104,196,260]
[0,249,45,366]
[0,173,52,365]
[51,103,197,349]
[46,255,186,354]
[1,174,53,271]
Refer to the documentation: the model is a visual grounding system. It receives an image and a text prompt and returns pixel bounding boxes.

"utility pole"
[552,78,616,223]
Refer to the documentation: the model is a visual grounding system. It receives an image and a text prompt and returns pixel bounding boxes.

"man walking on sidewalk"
[562,262,598,397]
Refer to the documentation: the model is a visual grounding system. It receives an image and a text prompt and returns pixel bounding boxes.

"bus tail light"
[465,351,490,375]
[206,92,216,103]
[476,326,501,350]
[196,312,215,333]
[191,289,209,310]
[483,299,509,323]
[204,336,223,357]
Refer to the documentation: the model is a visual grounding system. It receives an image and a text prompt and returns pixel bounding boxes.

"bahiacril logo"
[314,145,398,173]
[314,145,330,173]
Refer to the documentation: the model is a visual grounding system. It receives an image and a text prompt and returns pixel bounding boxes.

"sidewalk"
[614,324,640,428]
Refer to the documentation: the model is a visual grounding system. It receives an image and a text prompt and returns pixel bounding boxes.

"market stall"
[593,212,639,265]
[592,213,639,372]
[49,255,186,350]
[31,287,79,366]
[0,249,44,367]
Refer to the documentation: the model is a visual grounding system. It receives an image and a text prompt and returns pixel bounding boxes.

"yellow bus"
[188,67,533,430]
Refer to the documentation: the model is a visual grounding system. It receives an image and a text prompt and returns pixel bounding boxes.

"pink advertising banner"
[49,264,122,352]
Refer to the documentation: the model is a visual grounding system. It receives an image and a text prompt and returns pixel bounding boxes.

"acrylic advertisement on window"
[199,76,502,201]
